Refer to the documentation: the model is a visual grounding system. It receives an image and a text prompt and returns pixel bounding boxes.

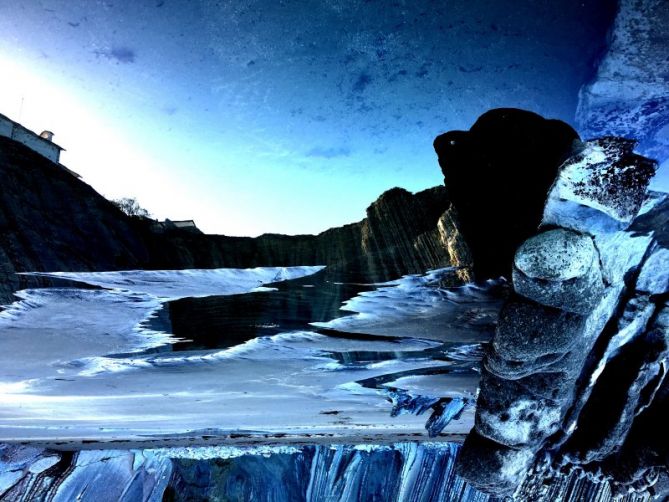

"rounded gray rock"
[493,296,585,361]
[513,228,604,314]
[456,430,533,495]
[475,368,567,447]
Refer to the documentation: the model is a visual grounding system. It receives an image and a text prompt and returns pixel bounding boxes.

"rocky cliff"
[0,136,467,304]
[0,137,151,303]
[0,441,624,502]
[447,112,669,499]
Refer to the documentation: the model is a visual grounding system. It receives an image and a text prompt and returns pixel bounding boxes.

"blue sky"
[0,0,621,235]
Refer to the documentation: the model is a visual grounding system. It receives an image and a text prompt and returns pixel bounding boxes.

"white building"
[0,112,64,164]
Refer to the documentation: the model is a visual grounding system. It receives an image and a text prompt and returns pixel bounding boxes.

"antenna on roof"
[18,96,24,121]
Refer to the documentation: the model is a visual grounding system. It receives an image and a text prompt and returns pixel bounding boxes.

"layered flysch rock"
[0,442,639,502]
[456,118,669,499]
[576,0,669,182]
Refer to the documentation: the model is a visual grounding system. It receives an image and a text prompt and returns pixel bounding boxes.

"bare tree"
[112,197,152,218]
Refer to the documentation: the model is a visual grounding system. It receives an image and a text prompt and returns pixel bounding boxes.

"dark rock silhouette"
[433,108,578,279]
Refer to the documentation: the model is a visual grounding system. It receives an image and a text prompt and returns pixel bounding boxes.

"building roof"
[0,112,65,152]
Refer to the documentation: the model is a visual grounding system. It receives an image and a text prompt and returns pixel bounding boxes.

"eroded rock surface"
[576,0,669,170]
[1,442,638,502]
[454,109,669,499]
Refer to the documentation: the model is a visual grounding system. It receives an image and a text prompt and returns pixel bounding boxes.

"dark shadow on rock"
[433,108,579,279]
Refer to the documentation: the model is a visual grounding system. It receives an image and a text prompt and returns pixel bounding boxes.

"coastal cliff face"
[0,137,151,303]
[360,187,472,283]
[446,112,669,499]
[0,136,466,303]
[143,185,468,284]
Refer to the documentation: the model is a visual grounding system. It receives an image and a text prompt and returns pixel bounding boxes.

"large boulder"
[512,229,605,314]
[493,295,586,361]
[433,108,579,279]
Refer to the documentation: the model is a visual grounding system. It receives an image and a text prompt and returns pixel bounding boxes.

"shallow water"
[164,273,373,352]
[0,266,507,445]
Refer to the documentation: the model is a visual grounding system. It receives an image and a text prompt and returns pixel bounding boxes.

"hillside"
[0,136,468,302]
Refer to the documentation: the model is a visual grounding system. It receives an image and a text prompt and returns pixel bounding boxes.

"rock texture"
[433,108,578,280]
[576,0,669,170]
[0,136,470,304]
[545,137,658,227]
[455,112,669,499]
[512,229,605,314]
[0,442,641,502]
